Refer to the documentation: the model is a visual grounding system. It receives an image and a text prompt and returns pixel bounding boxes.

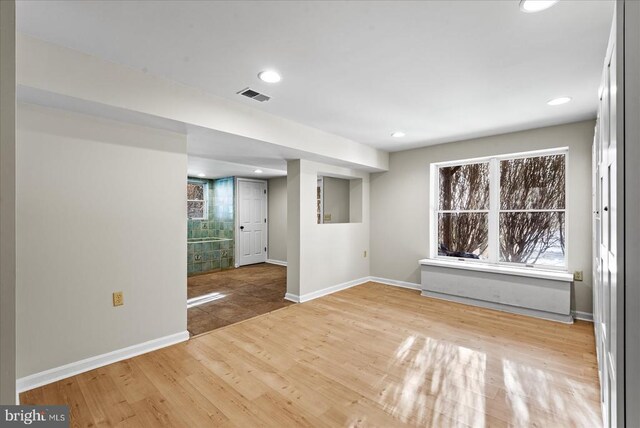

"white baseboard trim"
[16,330,189,394]
[573,311,594,322]
[368,277,421,290]
[284,276,420,304]
[285,277,371,303]
[299,277,370,302]
[284,292,300,303]
[266,259,287,267]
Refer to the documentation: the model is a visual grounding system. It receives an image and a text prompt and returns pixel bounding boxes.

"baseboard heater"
[419,259,574,323]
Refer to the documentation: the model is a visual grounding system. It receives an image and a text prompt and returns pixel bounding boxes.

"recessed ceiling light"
[519,0,559,13]
[254,169,263,174]
[391,131,406,138]
[258,70,281,83]
[197,173,206,177]
[547,96,572,106]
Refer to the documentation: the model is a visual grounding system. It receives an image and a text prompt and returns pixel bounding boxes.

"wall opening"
[316,174,363,224]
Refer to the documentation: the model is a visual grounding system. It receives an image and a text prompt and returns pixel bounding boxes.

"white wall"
[287,160,369,299]
[322,177,350,224]
[0,0,16,404]
[370,121,595,314]
[267,176,287,263]
[16,104,187,378]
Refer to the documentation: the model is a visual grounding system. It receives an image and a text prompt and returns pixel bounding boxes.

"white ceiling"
[187,156,285,180]
[16,0,613,152]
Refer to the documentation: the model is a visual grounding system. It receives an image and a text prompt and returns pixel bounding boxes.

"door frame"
[234,177,268,268]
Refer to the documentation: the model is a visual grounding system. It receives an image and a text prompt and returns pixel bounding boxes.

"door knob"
[240,225,244,230]
[604,206,608,212]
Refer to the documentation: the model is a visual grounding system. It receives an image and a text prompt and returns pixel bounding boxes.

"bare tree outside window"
[187,182,204,200]
[187,180,207,219]
[438,163,489,259]
[500,154,566,266]
[435,152,566,268]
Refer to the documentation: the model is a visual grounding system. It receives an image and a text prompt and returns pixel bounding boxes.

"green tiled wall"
[187,177,235,275]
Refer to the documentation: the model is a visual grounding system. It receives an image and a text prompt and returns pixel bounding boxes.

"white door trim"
[235,177,268,267]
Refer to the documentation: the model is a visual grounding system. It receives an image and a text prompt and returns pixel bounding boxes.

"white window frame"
[187,179,208,220]
[430,147,569,271]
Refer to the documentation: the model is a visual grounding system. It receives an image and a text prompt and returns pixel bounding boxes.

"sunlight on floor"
[377,334,601,427]
[186,292,226,308]
[379,336,487,426]
[502,358,601,427]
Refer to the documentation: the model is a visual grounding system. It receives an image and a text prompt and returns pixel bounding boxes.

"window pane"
[438,213,488,259]
[187,182,204,200]
[188,201,205,219]
[500,155,565,210]
[439,163,489,211]
[499,212,565,266]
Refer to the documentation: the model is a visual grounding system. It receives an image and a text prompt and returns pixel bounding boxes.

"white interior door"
[605,44,618,428]
[237,179,267,266]
[594,25,618,428]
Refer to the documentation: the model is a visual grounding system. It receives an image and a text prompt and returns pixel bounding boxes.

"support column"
[286,160,301,300]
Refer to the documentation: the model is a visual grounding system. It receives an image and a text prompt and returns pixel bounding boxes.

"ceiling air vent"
[237,87,271,102]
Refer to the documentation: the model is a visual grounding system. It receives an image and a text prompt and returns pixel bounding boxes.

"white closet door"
[594,16,619,428]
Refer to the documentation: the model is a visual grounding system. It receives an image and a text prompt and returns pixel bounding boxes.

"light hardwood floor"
[20,282,601,427]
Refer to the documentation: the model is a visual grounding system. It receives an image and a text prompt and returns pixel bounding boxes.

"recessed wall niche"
[316,174,363,224]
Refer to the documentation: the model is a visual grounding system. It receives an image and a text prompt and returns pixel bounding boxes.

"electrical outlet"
[574,271,583,281]
[112,291,124,307]
[363,250,367,258]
